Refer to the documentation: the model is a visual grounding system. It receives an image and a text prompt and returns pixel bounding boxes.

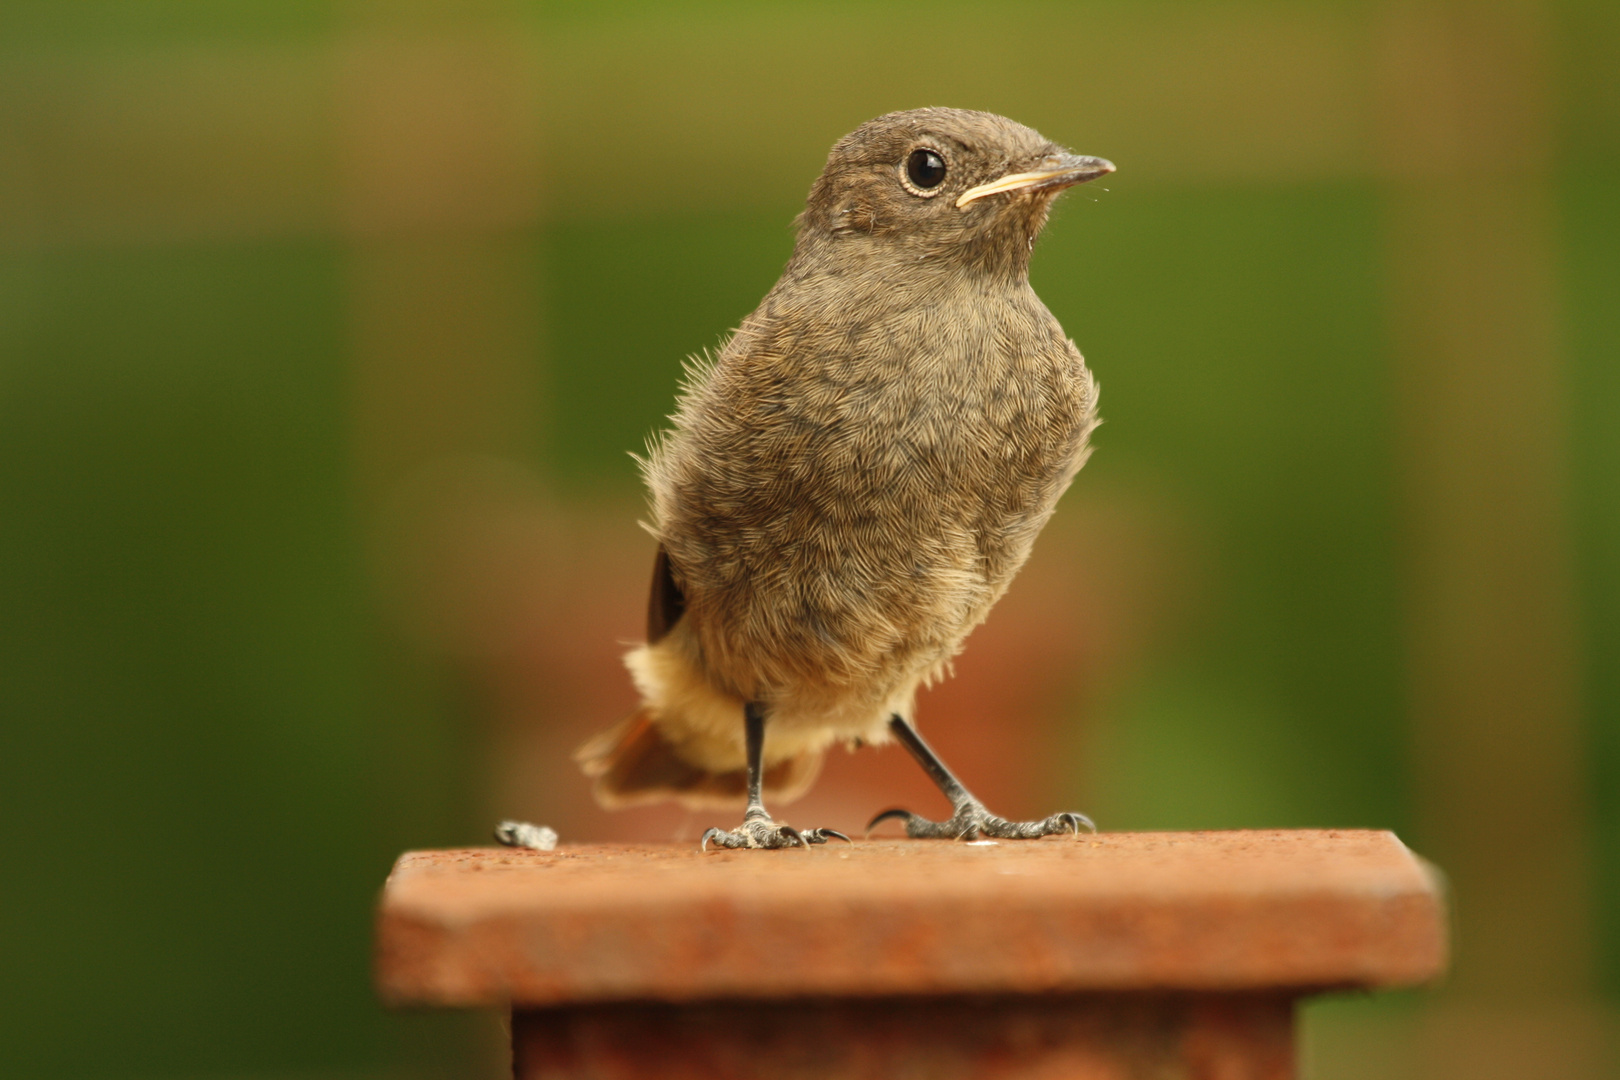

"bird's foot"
[700,814,851,851]
[867,800,1094,841]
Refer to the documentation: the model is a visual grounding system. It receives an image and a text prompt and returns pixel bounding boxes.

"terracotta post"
[376,830,1445,1078]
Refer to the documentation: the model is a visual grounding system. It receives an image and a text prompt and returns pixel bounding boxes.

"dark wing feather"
[647,544,685,643]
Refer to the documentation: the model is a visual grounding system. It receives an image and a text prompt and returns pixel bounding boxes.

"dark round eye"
[905,148,947,190]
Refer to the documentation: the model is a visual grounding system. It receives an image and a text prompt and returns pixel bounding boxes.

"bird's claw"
[865,808,915,837]
[866,802,1095,841]
[700,818,849,851]
[1054,811,1096,836]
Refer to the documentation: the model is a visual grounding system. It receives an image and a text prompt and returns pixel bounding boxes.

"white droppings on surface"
[495,820,558,851]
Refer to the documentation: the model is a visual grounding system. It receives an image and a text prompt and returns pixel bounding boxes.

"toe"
[704,826,755,851]
[1057,812,1097,836]
[866,808,914,836]
[701,820,847,851]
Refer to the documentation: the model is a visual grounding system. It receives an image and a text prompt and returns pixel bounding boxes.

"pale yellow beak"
[955,153,1115,209]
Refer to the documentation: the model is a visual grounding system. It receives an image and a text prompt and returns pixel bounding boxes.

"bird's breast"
[651,283,1094,694]
[790,298,1084,499]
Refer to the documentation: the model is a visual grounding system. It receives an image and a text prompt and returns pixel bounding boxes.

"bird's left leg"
[868,715,1095,840]
[699,702,850,851]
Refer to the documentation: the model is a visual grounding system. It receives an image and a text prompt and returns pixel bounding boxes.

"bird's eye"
[904,148,947,193]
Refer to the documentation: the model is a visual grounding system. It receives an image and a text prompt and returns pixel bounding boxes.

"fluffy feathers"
[579,108,1102,810]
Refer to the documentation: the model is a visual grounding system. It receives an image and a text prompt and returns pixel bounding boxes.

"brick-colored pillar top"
[375,829,1446,1008]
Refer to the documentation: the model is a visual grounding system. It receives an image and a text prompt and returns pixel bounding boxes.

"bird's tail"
[574,708,823,811]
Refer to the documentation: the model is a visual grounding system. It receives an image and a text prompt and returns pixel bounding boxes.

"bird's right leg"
[699,702,849,851]
[868,715,1094,840]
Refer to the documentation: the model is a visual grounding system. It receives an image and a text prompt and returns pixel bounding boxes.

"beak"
[955,153,1115,209]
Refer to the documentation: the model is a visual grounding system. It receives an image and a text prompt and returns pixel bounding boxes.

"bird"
[574,107,1113,849]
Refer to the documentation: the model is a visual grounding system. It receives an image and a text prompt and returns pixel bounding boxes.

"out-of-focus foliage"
[0,2,1615,1078]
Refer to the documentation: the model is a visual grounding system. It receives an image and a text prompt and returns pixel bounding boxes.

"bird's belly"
[663,333,1094,708]
[685,432,1070,706]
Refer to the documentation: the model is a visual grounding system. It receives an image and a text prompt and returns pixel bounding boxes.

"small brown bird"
[576,108,1112,849]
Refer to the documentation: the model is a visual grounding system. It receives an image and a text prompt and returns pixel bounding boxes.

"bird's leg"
[700,702,850,851]
[868,715,1095,840]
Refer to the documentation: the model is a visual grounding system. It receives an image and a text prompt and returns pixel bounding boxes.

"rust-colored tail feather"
[575,709,823,810]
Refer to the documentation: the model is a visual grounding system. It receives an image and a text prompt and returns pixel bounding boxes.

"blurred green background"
[1,1,1616,1077]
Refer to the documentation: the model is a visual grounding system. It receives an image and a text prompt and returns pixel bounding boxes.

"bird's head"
[797,107,1113,279]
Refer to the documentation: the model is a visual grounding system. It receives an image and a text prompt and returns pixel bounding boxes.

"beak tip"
[1071,155,1115,180]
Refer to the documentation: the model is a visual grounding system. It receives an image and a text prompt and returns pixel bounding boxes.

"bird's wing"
[646,543,686,644]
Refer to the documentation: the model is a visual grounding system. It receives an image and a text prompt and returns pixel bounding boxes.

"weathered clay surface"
[513,993,1296,1080]
[375,830,1446,1008]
